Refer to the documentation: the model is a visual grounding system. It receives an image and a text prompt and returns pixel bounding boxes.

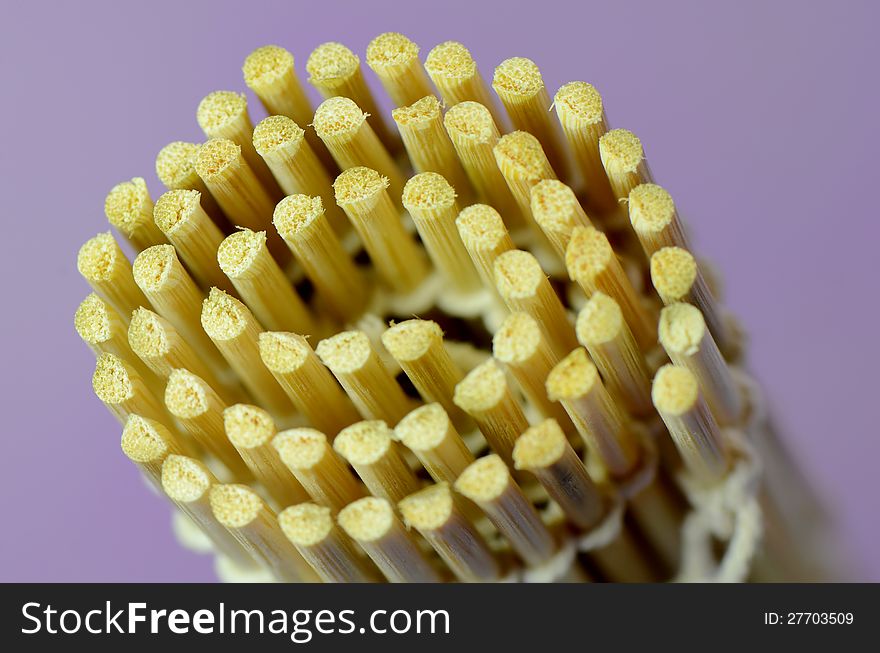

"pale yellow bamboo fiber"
[104,177,165,251]
[77,231,150,316]
[394,403,475,484]
[628,183,691,259]
[599,128,653,201]
[530,179,594,258]
[455,204,516,291]
[365,32,434,107]
[155,141,225,225]
[121,414,185,490]
[425,41,504,124]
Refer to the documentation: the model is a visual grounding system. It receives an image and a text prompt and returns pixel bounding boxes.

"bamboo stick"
[530,179,594,258]
[252,115,347,234]
[652,364,729,481]
[315,330,415,425]
[453,358,527,466]
[399,483,501,582]
[74,293,132,358]
[658,303,742,425]
[493,249,579,358]
[650,246,730,354]
[565,225,656,351]
[196,90,280,194]
[553,81,617,214]
[545,348,641,479]
[333,167,428,294]
[104,177,165,250]
[394,403,475,484]
[314,98,404,199]
[164,368,251,479]
[401,172,482,292]
[333,420,420,503]
[492,58,569,179]
[425,41,503,124]
[223,403,309,506]
[628,183,691,259]
[455,454,557,568]
[278,503,380,582]
[194,138,287,263]
[156,141,225,225]
[273,194,368,322]
[365,32,434,107]
[93,353,167,425]
[381,319,468,426]
[305,41,396,146]
[217,228,316,334]
[455,203,515,290]
[77,231,149,316]
[513,419,604,530]
[200,288,293,416]
[128,306,216,383]
[338,496,441,583]
[575,292,653,418]
[393,97,475,203]
[273,428,365,511]
[161,454,258,567]
[492,311,574,429]
[121,414,184,489]
[493,131,558,224]
[599,128,653,201]
[258,331,361,436]
[444,101,524,225]
[209,483,319,582]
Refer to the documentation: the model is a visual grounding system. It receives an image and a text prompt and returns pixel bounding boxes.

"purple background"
[1,0,876,581]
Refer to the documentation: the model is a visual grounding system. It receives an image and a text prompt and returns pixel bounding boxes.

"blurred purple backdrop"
[0,0,876,581]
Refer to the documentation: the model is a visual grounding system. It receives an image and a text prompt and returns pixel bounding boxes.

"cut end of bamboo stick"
[456,204,508,249]
[658,303,705,356]
[156,142,200,189]
[492,57,543,98]
[217,228,267,278]
[128,307,169,359]
[401,172,457,212]
[494,249,543,300]
[444,101,496,142]
[652,364,699,416]
[425,41,476,80]
[493,312,541,364]
[513,419,567,470]
[162,454,211,502]
[74,293,112,344]
[565,225,612,283]
[224,403,275,449]
[399,483,454,531]
[313,96,367,140]
[337,496,394,542]
[628,183,675,233]
[194,139,241,181]
[553,81,603,127]
[210,483,263,528]
[395,403,450,451]
[197,91,248,135]
[454,454,509,503]
[381,319,443,362]
[650,247,697,303]
[334,420,393,466]
[273,194,325,237]
[530,179,584,233]
[315,330,372,374]
[243,45,295,91]
[494,131,552,179]
[104,177,151,236]
[576,292,623,346]
[366,32,420,71]
[132,244,176,292]
[273,428,328,470]
[92,353,133,403]
[279,503,334,547]
[253,115,304,157]
[153,189,202,235]
[121,414,172,463]
[453,358,506,414]
[599,128,644,176]
[77,232,122,282]
[333,166,388,205]
[306,42,360,85]
[545,348,599,402]
[164,368,212,419]
[392,95,440,127]
[200,288,249,342]
[258,331,311,373]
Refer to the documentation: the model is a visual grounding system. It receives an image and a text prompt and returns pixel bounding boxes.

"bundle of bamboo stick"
[75,34,828,583]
